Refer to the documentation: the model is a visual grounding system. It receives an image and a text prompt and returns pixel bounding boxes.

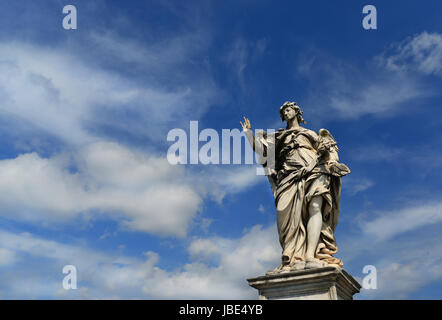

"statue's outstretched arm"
[241,117,260,152]
[241,117,278,197]
[240,116,269,162]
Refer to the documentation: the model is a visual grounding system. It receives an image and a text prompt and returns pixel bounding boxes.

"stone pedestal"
[247,266,361,300]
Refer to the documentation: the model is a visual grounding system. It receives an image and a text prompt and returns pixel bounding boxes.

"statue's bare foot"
[305,258,325,269]
[290,261,306,271]
[266,262,291,275]
[281,265,291,273]
[265,269,278,275]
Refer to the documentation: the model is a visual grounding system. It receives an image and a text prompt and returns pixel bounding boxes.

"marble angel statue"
[240,101,350,273]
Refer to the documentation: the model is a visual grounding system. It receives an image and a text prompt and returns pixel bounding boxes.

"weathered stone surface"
[247,266,361,300]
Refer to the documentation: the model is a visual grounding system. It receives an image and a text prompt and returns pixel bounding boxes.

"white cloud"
[0,36,265,237]
[348,234,442,299]
[213,166,264,198]
[0,229,143,299]
[329,75,426,118]
[297,32,441,122]
[2,212,440,299]
[380,32,442,76]
[224,38,267,87]
[0,225,280,299]
[190,165,265,204]
[225,39,249,84]
[0,141,202,237]
[338,200,442,299]
[0,35,219,148]
[135,224,280,299]
[1,190,441,299]
[0,248,16,266]
[88,31,210,78]
[372,257,442,299]
[360,202,442,242]
[0,142,264,237]
[342,177,374,195]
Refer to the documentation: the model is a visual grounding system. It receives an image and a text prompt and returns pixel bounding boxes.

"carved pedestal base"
[247,266,361,300]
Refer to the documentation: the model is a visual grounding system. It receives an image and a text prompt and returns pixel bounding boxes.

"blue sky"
[0,0,441,299]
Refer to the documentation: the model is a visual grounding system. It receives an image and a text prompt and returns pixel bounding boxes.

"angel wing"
[317,128,338,160]
[317,128,350,177]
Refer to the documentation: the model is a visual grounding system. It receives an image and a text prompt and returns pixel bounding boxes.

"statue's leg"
[305,195,323,262]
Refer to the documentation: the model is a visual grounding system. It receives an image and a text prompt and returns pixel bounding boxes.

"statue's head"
[279,101,306,124]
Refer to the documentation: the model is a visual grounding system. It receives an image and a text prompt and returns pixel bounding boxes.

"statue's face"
[282,106,297,122]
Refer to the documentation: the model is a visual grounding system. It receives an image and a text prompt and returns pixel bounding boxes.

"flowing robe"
[245,126,349,268]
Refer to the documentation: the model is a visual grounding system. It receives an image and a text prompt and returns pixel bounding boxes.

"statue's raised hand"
[240,116,252,131]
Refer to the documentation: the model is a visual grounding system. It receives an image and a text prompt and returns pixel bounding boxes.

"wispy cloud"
[0,142,264,237]
[0,32,220,149]
[342,177,374,195]
[224,38,267,88]
[0,225,280,299]
[0,248,16,266]
[297,32,442,122]
[339,200,442,299]
[349,233,442,299]
[379,32,442,76]
[360,202,442,242]
[0,31,253,238]
[0,142,202,237]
